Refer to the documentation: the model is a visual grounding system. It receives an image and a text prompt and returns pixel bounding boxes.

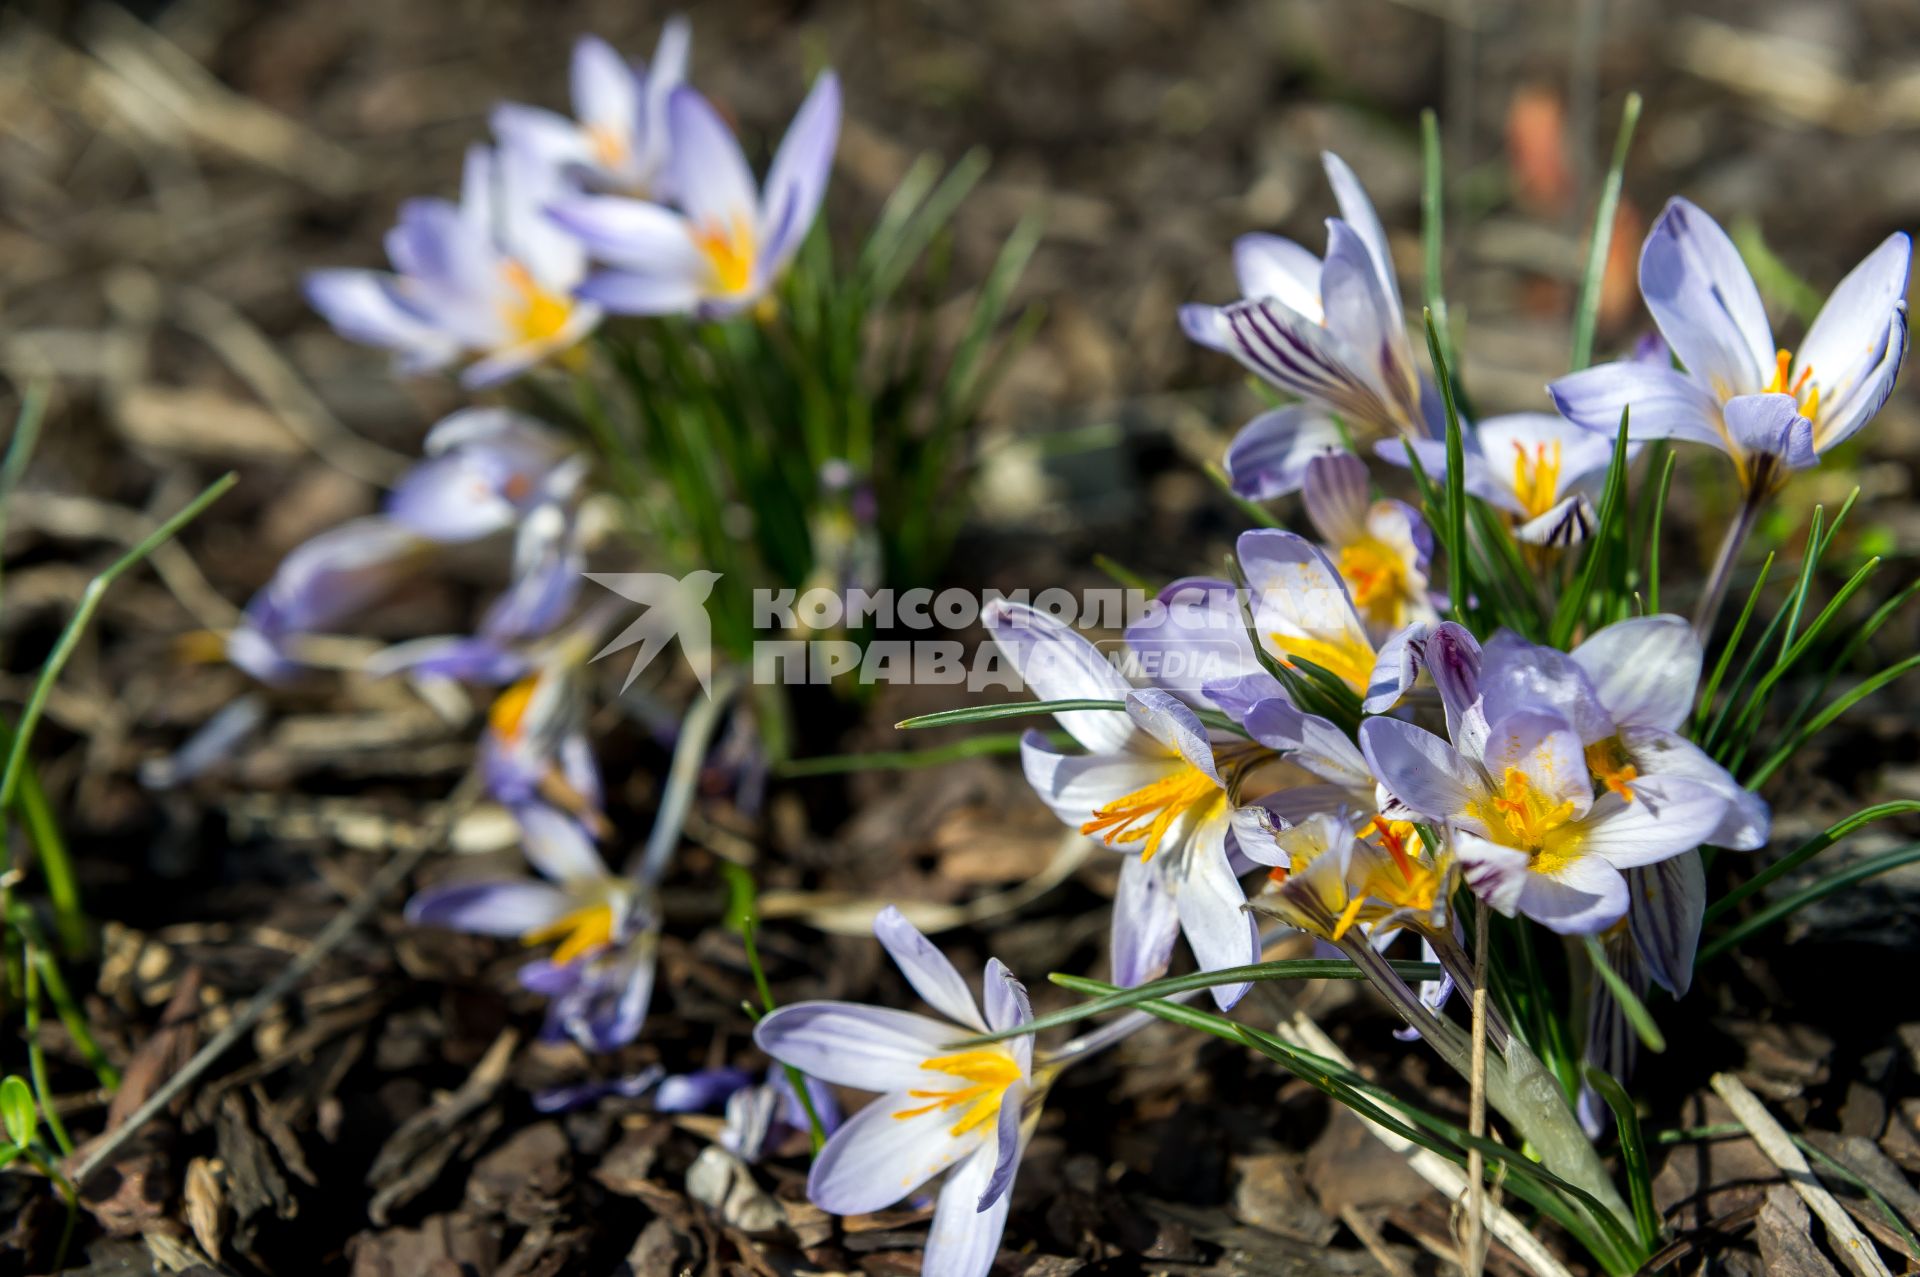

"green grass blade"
[1550,410,1631,647]
[1700,841,1920,963]
[774,731,1059,777]
[1420,110,1458,379]
[896,699,1126,730]
[1745,654,1920,788]
[1646,449,1677,613]
[1582,935,1665,1052]
[1692,550,1775,736]
[1569,93,1643,372]
[1583,1065,1662,1251]
[1423,309,1470,624]
[1707,801,1920,925]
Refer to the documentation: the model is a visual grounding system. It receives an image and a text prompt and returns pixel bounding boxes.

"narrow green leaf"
[774,731,1063,777]
[896,698,1125,730]
[1550,410,1632,647]
[1569,93,1643,372]
[1583,935,1666,1053]
[1710,801,1920,924]
[1645,449,1677,613]
[1693,550,1775,735]
[1583,1066,1662,1251]
[1419,110,1457,379]
[1423,309,1470,624]
[0,1077,36,1149]
[1701,841,1920,963]
[1746,654,1920,789]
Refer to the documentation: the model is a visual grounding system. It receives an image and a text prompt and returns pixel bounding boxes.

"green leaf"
[1583,1066,1662,1251]
[1569,93,1643,372]
[1419,110,1458,380]
[1423,310,1470,624]
[1700,841,1920,963]
[896,698,1124,731]
[1645,449,1677,613]
[1550,410,1632,647]
[1582,935,1666,1053]
[773,731,1063,777]
[0,1076,36,1148]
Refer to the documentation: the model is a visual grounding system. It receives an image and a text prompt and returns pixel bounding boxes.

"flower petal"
[1302,451,1372,548]
[1112,853,1180,987]
[1482,709,1592,815]
[1798,231,1911,434]
[1722,393,1815,470]
[807,1094,971,1215]
[1576,776,1730,869]
[1233,233,1323,321]
[1626,852,1705,997]
[1639,197,1774,397]
[405,880,572,936]
[755,1002,960,1092]
[1321,152,1401,329]
[873,905,985,1032]
[1568,614,1701,732]
[1547,360,1725,449]
[977,1078,1027,1211]
[304,269,459,365]
[1223,407,1348,501]
[1515,853,1629,935]
[1125,689,1222,783]
[1617,727,1770,850]
[984,600,1137,753]
[1173,818,1259,1009]
[1359,717,1483,826]
[1124,577,1261,697]
[1212,299,1400,434]
[1812,307,1908,455]
[982,958,1032,1077]
[666,86,759,231]
[1018,731,1173,829]
[759,72,842,273]
[574,268,707,316]
[516,801,608,885]
[925,1141,1012,1277]
[1241,698,1371,790]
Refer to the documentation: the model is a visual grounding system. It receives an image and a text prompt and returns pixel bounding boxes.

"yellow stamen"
[522,902,616,964]
[1338,537,1413,628]
[1584,738,1639,801]
[585,123,628,170]
[1510,439,1563,521]
[1762,346,1821,422]
[1081,764,1222,861]
[692,214,756,295]
[1360,815,1420,883]
[499,260,576,347]
[489,677,539,740]
[892,1048,1022,1136]
[1468,766,1578,852]
[1269,632,1375,692]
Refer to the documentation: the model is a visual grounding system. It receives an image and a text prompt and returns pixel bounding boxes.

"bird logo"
[584,571,724,695]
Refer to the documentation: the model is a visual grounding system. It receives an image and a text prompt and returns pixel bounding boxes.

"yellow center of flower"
[1584,737,1639,802]
[1338,537,1413,629]
[586,123,629,170]
[499,260,576,348]
[522,901,617,964]
[1763,347,1821,422]
[1469,767,1583,873]
[893,1048,1022,1136]
[1268,632,1376,692]
[489,676,539,741]
[1082,764,1222,861]
[1511,439,1563,521]
[692,214,756,295]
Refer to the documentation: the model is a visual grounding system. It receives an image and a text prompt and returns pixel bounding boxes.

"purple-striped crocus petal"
[1515,494,1596,547]
[303,269,460,366]
[1125,689,1221,783]
[558,939,658,1051]
[982,957,1032,1077]
[405,879,572,936]
[807,1097,969,1215]
[1723,393,1816,470]
[654,1066,757,1113]
[1359,718,1484,829]
[925,1141,1012,1277]
[1179,303,1230,354]
[1112,853,1180,987]
[1018,732,1169,829]
[1320,218,1415,415]
[1639,197,1775,398]
[758,71,842,274]
[1125,577,1261,697]
[1617,727,1769,850]
[1546,360,1724,449]
[1213,299,1397,431]
[1302,451,1372,547]
[1322,152,1399,321]
[1361,620,1428,715]
[1577,777,1729,870]
[874,905,986,1032]
[1241,698,1371,790]
[1626,852,1705,997]
[983,600,1138,754]
[1452,832,1532,917]
[1175,817,1259,1009]
[1570,614,1699,732]
[1224,406,1347,501]
[978,1078,1026,1212]
[516,801,609,884]
[1233,233,1324,321]
[1812,307,1908,455]
[1420,621,1483,748]
[666,86,758,232]
[754,1002,958,1092]
[1577,935,1646,1137]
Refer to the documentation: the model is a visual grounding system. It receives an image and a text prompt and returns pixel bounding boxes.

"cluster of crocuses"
[749,157,1911,1275]
[189,23,842,1052]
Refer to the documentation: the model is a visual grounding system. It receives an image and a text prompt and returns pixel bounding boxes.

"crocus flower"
[715,1066,843,1163]
[1237,528,1423,708]
[1222,406,1349,501]
[478,635,605,830]
[1379,412,1629,545]
[755,907,1036,1277]
[1548,197,1910,497]
[493,22,691,197]
[1358,621,1737,934]
[551,73,841,319]
[985,601,1269,1008]
[306,145,601,388]
[385,409,584,545]
[407,801,654,1049]
[227,517,431,685]
[1297,452,1437,636]
[1183,153,1439,447]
